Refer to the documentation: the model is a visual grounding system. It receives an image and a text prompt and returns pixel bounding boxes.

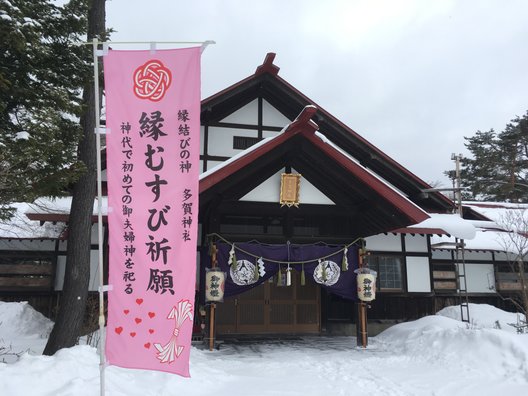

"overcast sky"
[105,0,528,187]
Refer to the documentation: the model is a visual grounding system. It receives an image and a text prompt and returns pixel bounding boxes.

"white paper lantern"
[355,268,377,302]
[205,268,226,302]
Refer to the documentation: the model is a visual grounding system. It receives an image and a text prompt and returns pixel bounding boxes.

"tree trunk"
[44,0,106,355]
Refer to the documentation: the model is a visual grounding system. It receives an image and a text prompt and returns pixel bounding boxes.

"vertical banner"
[104,47,200,377]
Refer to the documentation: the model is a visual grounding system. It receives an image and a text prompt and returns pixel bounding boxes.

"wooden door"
[215,269,320,335]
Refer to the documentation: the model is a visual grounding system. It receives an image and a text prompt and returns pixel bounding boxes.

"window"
[233,136,260,150]
[367,255,403,291]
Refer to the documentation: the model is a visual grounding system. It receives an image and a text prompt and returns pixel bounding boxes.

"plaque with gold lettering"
[280,173,301,207]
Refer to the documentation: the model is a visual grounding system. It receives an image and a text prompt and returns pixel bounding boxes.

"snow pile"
[377,311,528,395]
[1,301,528,395]
[0,302,53,363]
[437,303,525,332]
[0,301,52,338]
[378,314,528,372]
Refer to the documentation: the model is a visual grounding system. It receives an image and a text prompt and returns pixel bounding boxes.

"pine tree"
[456,112,528,202]
[0,0,90,220]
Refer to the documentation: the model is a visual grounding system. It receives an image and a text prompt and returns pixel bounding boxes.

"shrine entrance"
[216,269,320,335]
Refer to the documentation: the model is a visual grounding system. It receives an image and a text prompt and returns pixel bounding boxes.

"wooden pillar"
[357,302,368,348]
[356,247,368,348]
[209,244,217,351]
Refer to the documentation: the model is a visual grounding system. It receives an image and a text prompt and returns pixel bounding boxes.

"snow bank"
[437,303,525,332]
[0,301,52,338]
[0,302,53,363]
[377,306,528,389]
[1,302,528,395]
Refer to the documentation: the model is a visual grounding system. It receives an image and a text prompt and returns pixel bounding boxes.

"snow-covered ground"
[1,301,527,396]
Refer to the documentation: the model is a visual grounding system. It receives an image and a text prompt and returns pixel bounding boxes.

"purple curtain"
[210,241,359,301]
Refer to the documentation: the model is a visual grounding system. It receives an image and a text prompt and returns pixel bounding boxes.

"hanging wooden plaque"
[280,173,301,207]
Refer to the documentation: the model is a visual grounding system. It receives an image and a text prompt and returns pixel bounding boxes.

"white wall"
[207,127,259,157]
[457,263,496,293]
[262,99,291,127]
[431,250,453,260]
[463,251,494,261]
[88,249,100,292]
[262,130,282,139]
[205,160,224,172]
[220,99,258,124]
[90,225,101,245]
[365,234,402,252]
[493,251,511,262]
[240,169,335,205]
[406,256,431,292]
[404,234,428,253]
[199,126,205,155]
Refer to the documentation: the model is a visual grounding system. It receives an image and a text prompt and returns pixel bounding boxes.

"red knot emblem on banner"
[133,59,172,102]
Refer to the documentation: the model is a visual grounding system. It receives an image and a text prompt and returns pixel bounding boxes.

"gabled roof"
[201,53,454,213]
[200,106,430,238]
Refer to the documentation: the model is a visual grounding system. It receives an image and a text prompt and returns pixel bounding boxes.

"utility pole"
[452,153,470,323]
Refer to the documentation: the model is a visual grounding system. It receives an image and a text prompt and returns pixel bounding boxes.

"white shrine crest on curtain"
[230,259,259,286]
[313,260,341,286]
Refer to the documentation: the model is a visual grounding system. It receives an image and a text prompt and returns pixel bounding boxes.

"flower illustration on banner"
[133,59,172,102]
[154,299,193,363]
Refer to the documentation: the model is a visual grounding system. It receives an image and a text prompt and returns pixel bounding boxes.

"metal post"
[93,37,106,396]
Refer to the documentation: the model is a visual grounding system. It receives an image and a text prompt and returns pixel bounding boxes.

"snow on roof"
[418,201,528,253]
[24,196,109,216]
[464,201,528,230]
[409,213,476,240]
[313,130,430,218]
[0,202,65,239]
[431,230,502,251]
[0,197,108,240]
[429,215,528,255]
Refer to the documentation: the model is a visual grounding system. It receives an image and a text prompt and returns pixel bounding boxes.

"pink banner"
[104,47,200,377]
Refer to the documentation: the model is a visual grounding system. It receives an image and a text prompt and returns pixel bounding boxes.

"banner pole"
[93,37,106,396]
[74,40,215,47]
